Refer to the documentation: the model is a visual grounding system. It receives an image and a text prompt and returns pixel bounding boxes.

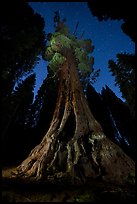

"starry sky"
[29,2,135,101]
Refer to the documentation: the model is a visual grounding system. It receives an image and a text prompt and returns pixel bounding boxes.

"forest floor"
[2,166,136,203]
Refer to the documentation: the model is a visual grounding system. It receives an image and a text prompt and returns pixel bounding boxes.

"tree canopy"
[1,1,46,99]
[87,0,136,42]
[43,11,100,89]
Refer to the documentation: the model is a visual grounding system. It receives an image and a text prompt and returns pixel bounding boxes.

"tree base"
[10,135,135,186]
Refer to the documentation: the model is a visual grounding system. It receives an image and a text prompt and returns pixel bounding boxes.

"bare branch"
[73,21,79,36]
[80,31,85,39]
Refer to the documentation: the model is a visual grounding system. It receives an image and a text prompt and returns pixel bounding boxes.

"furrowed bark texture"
[11,49,135,185]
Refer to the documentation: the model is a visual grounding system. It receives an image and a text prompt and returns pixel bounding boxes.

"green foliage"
[50,33,72,51]
[44,47,55,61]
[78,62,90,73]
[74,192,95,202]
[74,48,88,63]
[79,39,94,52]
[43,13,100,88]
[49,53,66,71]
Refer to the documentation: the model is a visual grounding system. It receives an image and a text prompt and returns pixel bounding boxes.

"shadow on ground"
[2,167,136,203]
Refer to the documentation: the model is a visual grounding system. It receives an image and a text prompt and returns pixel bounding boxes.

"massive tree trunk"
[11,48,135,185]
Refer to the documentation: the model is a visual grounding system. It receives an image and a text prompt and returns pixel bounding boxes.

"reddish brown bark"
[11,48,135,185]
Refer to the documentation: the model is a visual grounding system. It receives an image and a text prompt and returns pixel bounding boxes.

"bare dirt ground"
[2,166,136,203]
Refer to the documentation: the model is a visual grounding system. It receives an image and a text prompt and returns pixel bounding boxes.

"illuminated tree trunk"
[12,48,135,185]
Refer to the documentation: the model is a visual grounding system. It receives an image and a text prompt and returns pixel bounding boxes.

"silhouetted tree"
[28,68,57,127]
[13,74,36,125]
[2,74,36,165]
[1,0,46,164]
[87,1,135,156]
[12,13,134,185]
[108,53,135,120]
[26,67,58,148]
[87,0,136,42]
[86,84,118,143]
[1,0,45,100]
[101,85,135,159]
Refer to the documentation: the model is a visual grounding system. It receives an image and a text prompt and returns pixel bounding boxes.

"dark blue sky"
[29,2,134,101]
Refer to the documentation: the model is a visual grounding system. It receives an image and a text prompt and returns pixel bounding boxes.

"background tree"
[101,85,135,160]
[1,0,45,100]
[27,67,57,128]
[26,67,58,148]
[11,13,134,185]
[1,0,46,164]
[108,53,135,120]
[2,74,36,165]
[86,84,118,144]
[87,0,135,152]
[87,0,136,42]
[86,84,135,159]
[87,0,135,115]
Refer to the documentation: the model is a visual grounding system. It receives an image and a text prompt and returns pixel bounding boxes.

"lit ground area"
[2,166,135,203]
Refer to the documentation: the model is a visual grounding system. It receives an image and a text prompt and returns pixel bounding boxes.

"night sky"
[29,2,134,101]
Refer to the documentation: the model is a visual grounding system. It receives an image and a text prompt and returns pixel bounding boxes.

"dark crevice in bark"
[58,111,76,143]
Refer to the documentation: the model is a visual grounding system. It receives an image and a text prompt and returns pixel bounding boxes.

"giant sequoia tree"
[12,14,135,185]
